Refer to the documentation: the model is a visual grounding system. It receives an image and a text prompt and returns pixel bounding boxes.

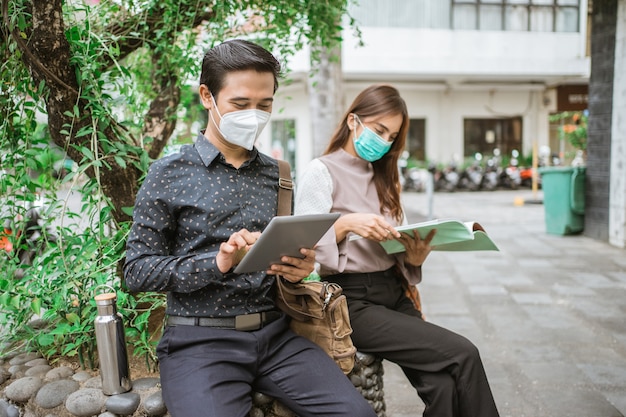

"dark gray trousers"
[156,314,377,417]
[337,273,500,417]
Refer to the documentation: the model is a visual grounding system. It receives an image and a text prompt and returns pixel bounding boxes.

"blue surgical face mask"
[352,115,393,162]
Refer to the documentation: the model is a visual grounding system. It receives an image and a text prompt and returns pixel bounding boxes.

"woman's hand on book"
[398,229,436,266]
[336,213,401,242]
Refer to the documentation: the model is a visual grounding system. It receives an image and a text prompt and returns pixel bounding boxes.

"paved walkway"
[382,189,626,417]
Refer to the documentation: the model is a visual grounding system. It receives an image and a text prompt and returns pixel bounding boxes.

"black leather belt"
[166,311,282,331]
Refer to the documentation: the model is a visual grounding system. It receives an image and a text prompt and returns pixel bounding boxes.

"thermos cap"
[95,292,117,305]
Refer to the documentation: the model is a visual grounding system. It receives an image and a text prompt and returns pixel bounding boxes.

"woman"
[294,84,500,417]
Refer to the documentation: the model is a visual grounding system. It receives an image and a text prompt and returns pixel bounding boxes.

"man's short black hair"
[200,39,282,99]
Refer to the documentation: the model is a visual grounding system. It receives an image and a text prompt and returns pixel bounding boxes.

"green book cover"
[351,219,499,254]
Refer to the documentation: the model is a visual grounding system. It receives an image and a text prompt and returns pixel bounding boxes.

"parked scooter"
[481,151,500,191]
[458,153,485,191]
[403,167,430,192]
[498,149,522,190]
[399,151,431,192]
[429,161,460,192]
[519,166,534,188]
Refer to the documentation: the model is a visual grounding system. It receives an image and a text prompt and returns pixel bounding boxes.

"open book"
[349,219,499,254]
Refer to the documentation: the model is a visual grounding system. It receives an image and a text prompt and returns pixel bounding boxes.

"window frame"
[450,0,580,32]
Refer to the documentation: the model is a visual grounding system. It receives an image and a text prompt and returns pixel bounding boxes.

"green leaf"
[49,323,72,335]
[0,292,10,306]
[37,333,55,347]
[75,126,93,138]
[30,298,42,315]
[80,147,95,160]
[10,295,21,309]
[114,155,127,169]
[66,312,80,324]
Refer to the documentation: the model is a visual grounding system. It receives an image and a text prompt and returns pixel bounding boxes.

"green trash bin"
[538,166,586,235]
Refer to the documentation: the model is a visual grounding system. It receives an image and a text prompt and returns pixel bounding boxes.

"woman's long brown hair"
[324,84,409,223]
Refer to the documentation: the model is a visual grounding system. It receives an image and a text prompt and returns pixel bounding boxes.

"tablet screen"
[233,213,340,274]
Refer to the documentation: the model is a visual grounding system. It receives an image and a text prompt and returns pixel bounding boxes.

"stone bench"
[249,352,386,417]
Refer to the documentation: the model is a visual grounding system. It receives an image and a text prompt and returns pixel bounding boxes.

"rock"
[8,365,28,378]
[8,352,41,366]
[45,366,74,381]
[143,390,167,416]
[0,399,21,417]
[350,373,364,387]
[25,365,53,378]
[65,388,106,417]
[131,377,160,391]
[83,376,102,389]
[252,391,273,406]
[356,351,376,366]
[35,379,80,409]
[249,408,264,417]
[24,358,49,367]
[72,371,92,382]
[4,376,44,402]
[27,319,48,330]
[104,392,140,415]
[271,399,295,417]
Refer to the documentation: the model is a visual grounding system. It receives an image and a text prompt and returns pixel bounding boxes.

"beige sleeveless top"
[295,149,421,285]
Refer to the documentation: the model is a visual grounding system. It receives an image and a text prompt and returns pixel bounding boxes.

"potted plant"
[549,110,588,166]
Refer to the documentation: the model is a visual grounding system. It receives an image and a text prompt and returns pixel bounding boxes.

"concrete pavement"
[381,189,626,417]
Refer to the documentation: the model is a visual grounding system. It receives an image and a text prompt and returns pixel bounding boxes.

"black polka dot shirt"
[123,133,285,317]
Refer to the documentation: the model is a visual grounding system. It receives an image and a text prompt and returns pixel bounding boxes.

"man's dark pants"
[157,315,377,417]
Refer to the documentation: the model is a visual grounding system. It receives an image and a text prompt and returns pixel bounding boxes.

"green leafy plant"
[1,0,356,372]
[549,111,588,151]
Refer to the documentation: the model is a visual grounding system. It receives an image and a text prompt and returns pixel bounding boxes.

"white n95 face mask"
[211,95,271,150]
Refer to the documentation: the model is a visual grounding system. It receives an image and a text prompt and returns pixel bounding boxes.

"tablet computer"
[233,213,341,274]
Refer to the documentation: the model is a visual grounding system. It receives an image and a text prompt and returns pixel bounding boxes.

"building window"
[349,0,580,32]
[452,0,580,32]
[271,120,296,178]
[463,117,523,159]
[406,118,426,161]
[349,0,450,29]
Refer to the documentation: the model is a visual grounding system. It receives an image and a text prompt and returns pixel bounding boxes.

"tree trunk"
[9,1,141,223]
[308,43,344,158]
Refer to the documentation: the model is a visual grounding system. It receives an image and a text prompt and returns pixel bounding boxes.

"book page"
[349,218,498,254]
[380,219,477,254]
[432,231,499,251]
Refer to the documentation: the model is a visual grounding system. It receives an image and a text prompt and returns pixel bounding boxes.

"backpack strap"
[277,160,293,216]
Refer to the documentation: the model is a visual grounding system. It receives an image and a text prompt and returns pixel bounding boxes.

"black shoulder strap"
[277,160,293,216]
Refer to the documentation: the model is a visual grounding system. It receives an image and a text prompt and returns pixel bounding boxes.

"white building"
[258,0,590,180]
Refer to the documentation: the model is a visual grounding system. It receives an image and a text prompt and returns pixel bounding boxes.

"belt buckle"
[235,313,261,331]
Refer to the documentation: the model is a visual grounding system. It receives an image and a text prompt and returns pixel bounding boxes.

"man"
[124,39,376,417]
